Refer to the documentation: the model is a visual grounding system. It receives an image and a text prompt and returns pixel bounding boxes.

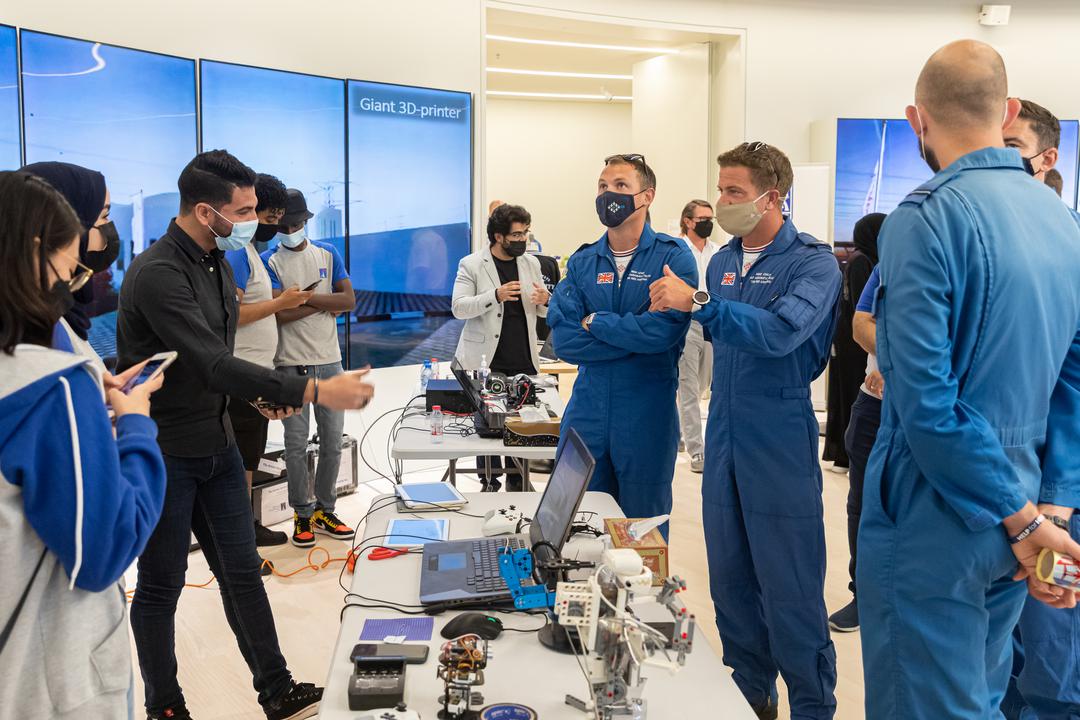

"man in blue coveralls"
[649,141,841,720]
[1000,98,1080,720]
[851,41,1080,719]
[547,154,696,537]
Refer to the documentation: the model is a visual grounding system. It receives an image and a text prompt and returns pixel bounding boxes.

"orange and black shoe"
[291,513,316,548]
[312,509,355,540]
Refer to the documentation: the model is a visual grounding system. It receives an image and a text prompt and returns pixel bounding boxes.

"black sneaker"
[829,599,859,632]
[147,703,192,720]
[255,520,288,547]
[313,509,355,540]
[260,558,275,577]
[751,700,778,720]
[292,514,315,548]
[264,681,322,720]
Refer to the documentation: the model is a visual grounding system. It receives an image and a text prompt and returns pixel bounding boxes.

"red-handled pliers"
[368,547,412,561]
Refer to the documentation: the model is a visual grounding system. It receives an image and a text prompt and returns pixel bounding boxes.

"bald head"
[916,40,1007,129]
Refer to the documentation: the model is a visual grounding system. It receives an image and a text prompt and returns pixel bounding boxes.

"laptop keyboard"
[468,537,528,593]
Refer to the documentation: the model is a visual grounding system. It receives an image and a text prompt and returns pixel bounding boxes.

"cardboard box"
[604,518,669,586]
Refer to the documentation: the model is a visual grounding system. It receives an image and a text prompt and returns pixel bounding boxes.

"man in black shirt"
[118,150,374,720]
[451,204,549,490]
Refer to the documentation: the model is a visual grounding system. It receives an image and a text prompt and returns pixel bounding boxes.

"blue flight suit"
[693,217,841,719]
[858,147,1080,720]
[547,224,696,534]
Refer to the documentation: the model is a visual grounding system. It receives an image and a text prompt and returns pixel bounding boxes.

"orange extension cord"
[124,545,350,602]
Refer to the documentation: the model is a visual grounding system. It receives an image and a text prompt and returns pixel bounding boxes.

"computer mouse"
[441,612,504,640]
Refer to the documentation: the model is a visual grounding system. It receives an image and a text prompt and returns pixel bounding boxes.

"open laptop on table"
[450,357,504,439]
[419,428,595,606]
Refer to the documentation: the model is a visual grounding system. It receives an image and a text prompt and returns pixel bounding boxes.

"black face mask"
[693,219,715,239]
[84,221,120,272]
[506,240,527,257]
[48,280,76,316]
[254,222,281,244]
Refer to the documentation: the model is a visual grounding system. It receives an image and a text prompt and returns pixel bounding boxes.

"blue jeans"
[129,444,293,712]
[280,362,344,519]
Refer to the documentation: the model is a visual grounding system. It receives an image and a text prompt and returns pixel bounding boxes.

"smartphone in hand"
[122,351,178,393]
[303,280,320,291]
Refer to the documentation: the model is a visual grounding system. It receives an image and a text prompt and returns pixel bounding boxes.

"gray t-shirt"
[263,239,350,367]
[226,244,278,369]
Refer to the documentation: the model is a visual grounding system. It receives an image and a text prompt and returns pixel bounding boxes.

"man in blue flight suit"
[649,141,841,720]
[852,41,1080,719]
[1000,98,1080,720]
[547,154,696,537]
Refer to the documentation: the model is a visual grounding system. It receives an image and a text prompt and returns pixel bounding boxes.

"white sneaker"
[829,464,849,475]
[690,454,704,473]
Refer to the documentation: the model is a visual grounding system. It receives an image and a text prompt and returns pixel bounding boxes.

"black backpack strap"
[0,548,49,655]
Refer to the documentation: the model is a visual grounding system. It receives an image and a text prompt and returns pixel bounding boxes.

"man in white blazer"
[452,203,550,490]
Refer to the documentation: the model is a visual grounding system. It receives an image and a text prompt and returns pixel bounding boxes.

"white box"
[253,479,291,527]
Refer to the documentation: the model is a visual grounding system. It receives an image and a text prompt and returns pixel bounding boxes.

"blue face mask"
[595,189,646,228]
[278,228,306,249]
[208,206,258,251]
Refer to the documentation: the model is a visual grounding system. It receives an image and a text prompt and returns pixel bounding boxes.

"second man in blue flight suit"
[547,154,696,537]
[650,141,842,720]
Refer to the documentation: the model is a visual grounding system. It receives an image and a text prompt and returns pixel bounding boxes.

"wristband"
[1008,514,1046,545]
[313,376,320,406]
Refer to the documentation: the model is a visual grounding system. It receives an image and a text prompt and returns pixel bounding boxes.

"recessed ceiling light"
[487,90,632,101]
[486,34,678,54]
[487,67,634,80]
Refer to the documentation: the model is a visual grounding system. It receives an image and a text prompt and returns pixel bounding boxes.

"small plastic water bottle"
[420,360,433,394]
[430,405,444,444]
[478,354,491,389]
[430,357,440,380]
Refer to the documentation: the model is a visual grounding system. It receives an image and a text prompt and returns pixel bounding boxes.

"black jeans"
[842,390,882,596]
[130,444,293,712]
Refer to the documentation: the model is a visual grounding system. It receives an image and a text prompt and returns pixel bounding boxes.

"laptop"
[418,428,596,605]
[450,357,503,439]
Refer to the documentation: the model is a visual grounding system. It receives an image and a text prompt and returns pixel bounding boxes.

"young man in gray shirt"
[262,189,356,547]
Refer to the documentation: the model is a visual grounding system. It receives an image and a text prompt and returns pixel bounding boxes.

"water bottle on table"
[430,405,444,444]
[478,354,490,390]
[420,360,433,395]
[430,357,440,380]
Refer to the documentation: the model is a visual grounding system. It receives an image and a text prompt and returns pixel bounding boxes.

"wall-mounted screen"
[21,30,197,359]
[346,80,472,369]
[836,117,1080,245]
[0,26,18,169]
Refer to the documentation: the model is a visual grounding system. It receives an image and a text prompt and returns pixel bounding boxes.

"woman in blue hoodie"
[0,171,168,719]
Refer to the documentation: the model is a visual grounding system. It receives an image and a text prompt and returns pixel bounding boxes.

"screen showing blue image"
[1056,119,1078,207]
[0,26,19,170]
[384,518,449,547]
[21,31,197,359]
[347,80,472,369]
[834,118,933,245]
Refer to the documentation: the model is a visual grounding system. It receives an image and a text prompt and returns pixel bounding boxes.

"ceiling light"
[487,90,632,101]
[486,34,678,54]
[487,67,633,80]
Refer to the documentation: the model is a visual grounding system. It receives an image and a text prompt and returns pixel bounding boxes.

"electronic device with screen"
[450,358,505,439]
[121,351,178,393]
[418,428,596,605]
[303,280,320,291]
[384,518,449,548]
[395,482,468,512]
[351,643,429,665]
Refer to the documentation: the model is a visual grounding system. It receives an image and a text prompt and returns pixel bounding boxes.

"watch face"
[693,290,710,305]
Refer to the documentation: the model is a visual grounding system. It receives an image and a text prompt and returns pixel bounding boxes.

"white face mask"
[278,228,305,249]
[714,191,770,237]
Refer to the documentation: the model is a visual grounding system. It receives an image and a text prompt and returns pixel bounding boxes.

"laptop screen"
[450,357,484,414]
[530,429,594,566]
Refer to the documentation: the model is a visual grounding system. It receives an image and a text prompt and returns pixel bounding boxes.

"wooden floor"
[125,444,865,719]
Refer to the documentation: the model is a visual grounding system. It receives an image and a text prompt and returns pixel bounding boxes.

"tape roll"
[1037,547,1059,584]
[479,704,538,720]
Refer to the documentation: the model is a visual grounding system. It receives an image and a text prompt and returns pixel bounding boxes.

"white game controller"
[482,506,524,536]
[356,705,420,720]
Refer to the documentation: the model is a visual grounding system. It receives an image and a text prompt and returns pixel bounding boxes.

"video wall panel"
[0,26,18,169]
[21,30,197,358]
[346,80,473,369]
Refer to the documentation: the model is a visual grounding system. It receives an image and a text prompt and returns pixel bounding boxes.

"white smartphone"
[122,351,178,393]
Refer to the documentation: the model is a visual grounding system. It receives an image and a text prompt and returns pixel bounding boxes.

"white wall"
[491,0,1080,165]
[486,97,631,258]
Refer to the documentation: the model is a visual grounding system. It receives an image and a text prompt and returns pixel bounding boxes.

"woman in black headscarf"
[822,212,885,470]
[20,161,119,347]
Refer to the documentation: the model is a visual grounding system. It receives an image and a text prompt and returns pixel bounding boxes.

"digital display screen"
[437,553,466,571]
[0,26,19,170]
[21,30,197,360]
[399,481,463,505]
[385,518,448,547]
[346,80,472,369]
[122,356,167,392]
[533,435,591,553]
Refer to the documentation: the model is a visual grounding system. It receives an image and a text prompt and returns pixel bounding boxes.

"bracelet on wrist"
[1008,514,1046,545]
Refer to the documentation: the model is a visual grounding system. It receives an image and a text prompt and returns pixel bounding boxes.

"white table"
[390,385,565,491]
[320,492,756,719]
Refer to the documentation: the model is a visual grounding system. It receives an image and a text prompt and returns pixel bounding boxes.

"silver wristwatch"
[584,312,597,328]
[692,290,711,311]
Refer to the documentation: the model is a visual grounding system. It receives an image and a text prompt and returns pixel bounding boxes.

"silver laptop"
[418,429,595,605]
